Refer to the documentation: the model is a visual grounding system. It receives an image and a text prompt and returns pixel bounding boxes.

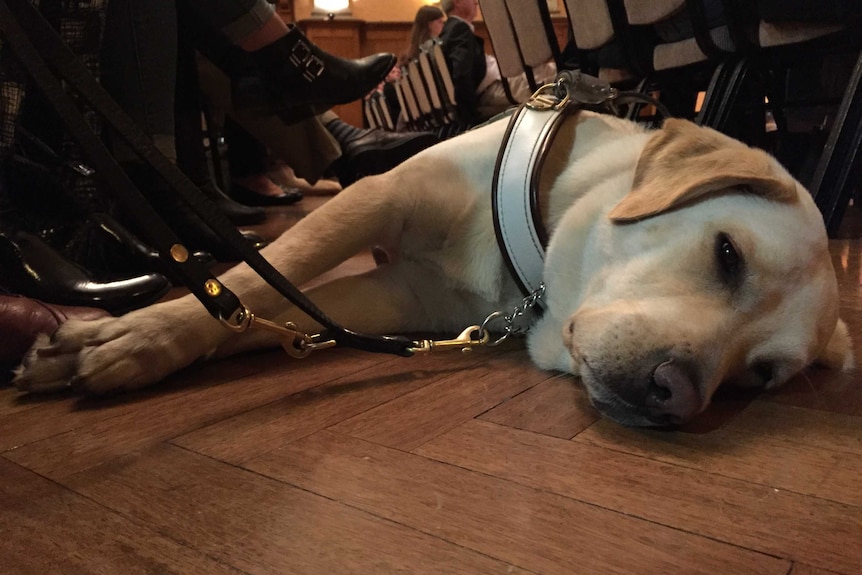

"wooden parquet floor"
[2,196,861,575]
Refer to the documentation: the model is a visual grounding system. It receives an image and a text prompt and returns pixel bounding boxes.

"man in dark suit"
[439,0,487,129]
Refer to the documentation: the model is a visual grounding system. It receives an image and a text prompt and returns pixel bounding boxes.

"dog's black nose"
[644,360,702,423]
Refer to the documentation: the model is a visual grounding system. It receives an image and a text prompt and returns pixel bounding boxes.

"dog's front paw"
[14,310,206,395]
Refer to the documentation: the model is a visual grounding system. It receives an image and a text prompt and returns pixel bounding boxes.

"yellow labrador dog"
[14,113,853,426]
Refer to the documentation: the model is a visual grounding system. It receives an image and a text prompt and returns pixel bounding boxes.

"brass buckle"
[526,82,570,111]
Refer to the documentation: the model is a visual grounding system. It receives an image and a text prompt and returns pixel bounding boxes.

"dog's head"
[546,119,852,427]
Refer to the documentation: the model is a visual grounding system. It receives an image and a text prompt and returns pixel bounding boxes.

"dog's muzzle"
[586,359,705,427]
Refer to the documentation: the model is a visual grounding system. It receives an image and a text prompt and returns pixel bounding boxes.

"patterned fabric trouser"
[0,0,108,216]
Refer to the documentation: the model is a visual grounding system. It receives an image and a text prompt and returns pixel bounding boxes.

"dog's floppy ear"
[609,119,798,222]
[815,318,855,371]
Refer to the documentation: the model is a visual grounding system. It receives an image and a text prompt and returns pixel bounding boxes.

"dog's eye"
[715,233,742,282]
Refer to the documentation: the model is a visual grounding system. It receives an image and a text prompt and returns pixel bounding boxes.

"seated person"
[439,0,555,128]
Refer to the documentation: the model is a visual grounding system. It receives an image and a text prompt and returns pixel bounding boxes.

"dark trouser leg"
[100,0,177,162]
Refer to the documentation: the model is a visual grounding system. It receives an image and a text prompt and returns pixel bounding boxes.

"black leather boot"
[326,118,440,186]
[196,178,267,225]
[0,230,172,316]
[233,24,396,124]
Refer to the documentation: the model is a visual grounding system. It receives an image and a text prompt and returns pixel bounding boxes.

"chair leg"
[698,56,751,132]
[811,49,862,237]
[624,77,649,121]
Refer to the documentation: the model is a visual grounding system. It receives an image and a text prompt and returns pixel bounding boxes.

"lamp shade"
[313,0,350,12]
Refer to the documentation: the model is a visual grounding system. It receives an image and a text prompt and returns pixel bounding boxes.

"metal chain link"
[477,283,546,346]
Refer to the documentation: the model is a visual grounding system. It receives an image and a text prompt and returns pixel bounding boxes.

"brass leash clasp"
[220,305,335,358]
[409,325,490,354]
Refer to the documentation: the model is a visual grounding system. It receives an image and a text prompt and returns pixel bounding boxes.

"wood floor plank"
[478,375,600,438]
[173,344,502,464]
[243,429,790,575]
[763,367,862,416]
[415,419,862,574]
[64,444,535,575]
[0,458,244,575]
[0,357,264,453]
[330,346,556,451]
[0,386,47,417]
[576,410,862,507]
[3,349,381,479]
[691,400,862,455]
[790,564,848,575]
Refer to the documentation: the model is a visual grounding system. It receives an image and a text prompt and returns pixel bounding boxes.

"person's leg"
[225,118,303,205]
[183,0,277,48]
[322,112,440,187]
[173,0,266,225]
[100,0,177,162]
[180,0,396,124]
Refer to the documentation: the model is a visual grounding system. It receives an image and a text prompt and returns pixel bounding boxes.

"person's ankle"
[237,14,289,52]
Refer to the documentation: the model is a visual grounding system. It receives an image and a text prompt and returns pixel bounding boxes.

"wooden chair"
[363,91,395,131]
[478,0,561,102]
[601,0,742,120]
[811,49,862,236]
[561,0,637,84]
[391,40,461,139]
[723,5,862,235]
[396,68,424,131]
[695,1,854,134]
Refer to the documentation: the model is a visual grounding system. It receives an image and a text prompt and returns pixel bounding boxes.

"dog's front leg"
[212,260,472,358]
[14,170,430,394]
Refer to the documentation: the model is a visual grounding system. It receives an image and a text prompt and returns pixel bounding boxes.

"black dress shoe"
[229,183,304,207]
[337,129,440,186]
[0,230,172,316]
[91,213,215,273]
[197,179,266,225]
[233,24,396,124]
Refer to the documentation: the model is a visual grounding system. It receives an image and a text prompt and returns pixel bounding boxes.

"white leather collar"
[492,72,625,312]
[492,99,574,310]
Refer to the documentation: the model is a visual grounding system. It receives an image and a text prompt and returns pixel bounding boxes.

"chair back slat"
[418,51,444,111]
[622,0,686,25]
[429,40,457,106]
[504,0,554,67]
[399,71,422,126]
[478,0,527,78]
[407,60,433,116]
[563,0,615,49]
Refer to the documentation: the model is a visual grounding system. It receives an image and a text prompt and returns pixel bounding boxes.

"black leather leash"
[0,0,414,356]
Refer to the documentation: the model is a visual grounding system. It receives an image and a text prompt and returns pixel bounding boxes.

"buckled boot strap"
[252,24,325,83]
